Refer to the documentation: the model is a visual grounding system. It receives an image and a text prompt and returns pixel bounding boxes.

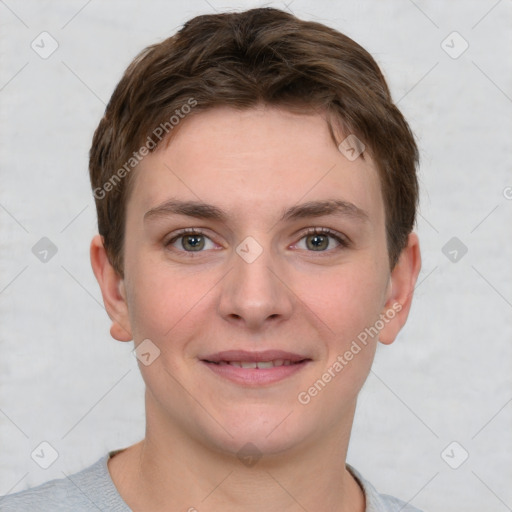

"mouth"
[200,350,312,386]
[205,359,305,368]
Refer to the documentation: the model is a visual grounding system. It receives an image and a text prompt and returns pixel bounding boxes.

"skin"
[91,105,421,512]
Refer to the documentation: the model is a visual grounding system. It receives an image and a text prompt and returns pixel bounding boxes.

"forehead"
[129,106,385,229]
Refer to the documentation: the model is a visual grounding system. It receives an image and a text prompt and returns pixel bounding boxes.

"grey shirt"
[0,450,423,511]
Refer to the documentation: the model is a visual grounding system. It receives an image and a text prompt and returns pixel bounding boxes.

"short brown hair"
[89,7,419,275]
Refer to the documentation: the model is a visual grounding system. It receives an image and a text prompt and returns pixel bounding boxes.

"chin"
[201,406,312,459]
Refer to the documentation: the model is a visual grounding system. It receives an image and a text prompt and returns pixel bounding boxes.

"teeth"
[223,359,297,368]
[256,361,274,369]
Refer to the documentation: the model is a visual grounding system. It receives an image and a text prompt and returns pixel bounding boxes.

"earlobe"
[378,232,421,345]
[90,235,133,342]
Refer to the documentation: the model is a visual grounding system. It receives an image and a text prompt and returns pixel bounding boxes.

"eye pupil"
[307,234,329,251]
[182,235,205,251]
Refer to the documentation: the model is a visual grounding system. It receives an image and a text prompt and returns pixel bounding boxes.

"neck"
[108,402,365,512]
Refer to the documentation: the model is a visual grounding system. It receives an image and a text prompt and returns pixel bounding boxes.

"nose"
[217,242,294,332]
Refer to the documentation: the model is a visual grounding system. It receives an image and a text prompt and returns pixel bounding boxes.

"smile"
[201,359,312,388]
[206,359,304,368]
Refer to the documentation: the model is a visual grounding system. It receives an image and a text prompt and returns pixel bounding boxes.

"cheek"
[125,257,219,347]
[293,264,386,416]
[297,260,388,346]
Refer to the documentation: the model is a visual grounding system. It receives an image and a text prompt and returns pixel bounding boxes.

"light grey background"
[1,1,511,510]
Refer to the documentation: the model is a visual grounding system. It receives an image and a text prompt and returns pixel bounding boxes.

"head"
[90,8,421,458]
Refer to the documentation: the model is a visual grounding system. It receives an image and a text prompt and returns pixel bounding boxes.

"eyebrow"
[144,198,369,224]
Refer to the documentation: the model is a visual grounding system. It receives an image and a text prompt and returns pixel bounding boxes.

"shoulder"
[347,464,425,512]
[0,452,130,512]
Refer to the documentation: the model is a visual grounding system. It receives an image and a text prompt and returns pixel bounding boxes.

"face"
[95,105,418,457]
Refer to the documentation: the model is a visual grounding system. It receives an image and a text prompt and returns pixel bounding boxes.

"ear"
[378,232,421,345]
[90,234,133,342]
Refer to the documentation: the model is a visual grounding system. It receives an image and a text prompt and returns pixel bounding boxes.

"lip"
[200,350,312,387]
[201,349,309,363]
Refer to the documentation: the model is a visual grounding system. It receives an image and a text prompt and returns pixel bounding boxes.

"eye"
[295,227,348,252]
[166,229,217,252]
[165,227,349,255]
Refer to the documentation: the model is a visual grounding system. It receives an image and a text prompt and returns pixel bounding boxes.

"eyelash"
[165,227,349,255]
